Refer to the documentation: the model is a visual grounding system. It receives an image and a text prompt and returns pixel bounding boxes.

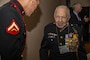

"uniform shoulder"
[45,22,55,28]
[44,22,56,32]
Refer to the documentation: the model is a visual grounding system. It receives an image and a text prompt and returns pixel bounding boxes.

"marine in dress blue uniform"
[40,23,87,60]
[0,0,26,60]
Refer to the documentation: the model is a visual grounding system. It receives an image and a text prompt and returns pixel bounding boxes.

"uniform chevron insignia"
[6,19,20,35]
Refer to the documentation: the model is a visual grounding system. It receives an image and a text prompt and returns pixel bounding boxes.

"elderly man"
[40,5,87,60]
[0,0,39,60]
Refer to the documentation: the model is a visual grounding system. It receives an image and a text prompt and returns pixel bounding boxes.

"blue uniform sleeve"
[0,4,25,60]
[39,26,50,60]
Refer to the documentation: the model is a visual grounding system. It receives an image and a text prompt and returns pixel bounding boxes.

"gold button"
[51,39,53,41]
[21,55,23,57]
[60,36,63,39]
[60,43,62,46]
[25,24,26,26]
[24,32,26,35]
[71,24,73,26]
[22,11,25,14]
[14,5,16,7]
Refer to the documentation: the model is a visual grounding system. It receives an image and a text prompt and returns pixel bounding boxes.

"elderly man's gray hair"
[54,5,71,17]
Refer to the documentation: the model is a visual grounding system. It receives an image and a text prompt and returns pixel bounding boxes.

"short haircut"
[72,2,81,9]
[54,5,70,17]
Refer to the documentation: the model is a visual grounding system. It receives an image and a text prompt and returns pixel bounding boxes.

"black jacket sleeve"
[69,12,85,26]
[39,26,50,60]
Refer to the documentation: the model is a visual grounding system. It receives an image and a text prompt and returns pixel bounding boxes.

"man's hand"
[84,16,89,22]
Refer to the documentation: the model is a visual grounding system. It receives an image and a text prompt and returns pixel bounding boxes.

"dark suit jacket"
[69,11,89,41]
[69,11,85,27]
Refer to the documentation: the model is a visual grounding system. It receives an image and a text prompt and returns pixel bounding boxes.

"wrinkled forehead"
[34,0,39,1]
[55,8,68,15]
[56,8,67,12]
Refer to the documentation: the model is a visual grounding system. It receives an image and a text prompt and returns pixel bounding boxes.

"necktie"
[77,14,81,21]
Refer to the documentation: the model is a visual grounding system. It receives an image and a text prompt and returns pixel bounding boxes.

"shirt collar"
[73,11,78,16]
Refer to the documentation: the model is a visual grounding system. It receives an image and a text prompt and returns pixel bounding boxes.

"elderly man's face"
[54,8,69,28]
